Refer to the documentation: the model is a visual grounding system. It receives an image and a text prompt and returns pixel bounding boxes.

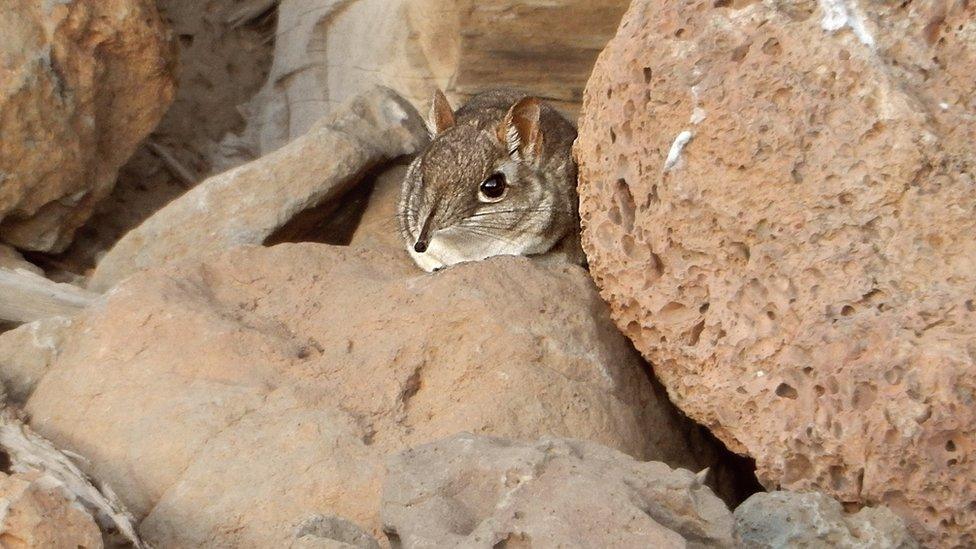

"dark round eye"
[479,173,507,200]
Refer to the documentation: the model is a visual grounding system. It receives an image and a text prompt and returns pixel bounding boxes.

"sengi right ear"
[427,89,455,136]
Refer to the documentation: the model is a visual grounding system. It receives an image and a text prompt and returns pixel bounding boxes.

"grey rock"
[734,491,918,549]
[381,433,734,548]
[89,87,429,291]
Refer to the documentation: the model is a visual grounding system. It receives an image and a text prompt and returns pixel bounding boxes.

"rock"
[0,245,41,276]
[0,412,144,547]
[574,0,976,545]
[52,0,279,272]
[26,243,712,546]
[88,87,429,292]
[381,433,734,548]
[348,164,411,257]
[0,269,97,324]
[292,515,381,549]
[236,0,629,155]
[0,317,73,404]
[0,471,103,549]
[0,0,176,252]
[734,491,917,549]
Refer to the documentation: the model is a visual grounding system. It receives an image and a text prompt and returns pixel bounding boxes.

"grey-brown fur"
[398,89,580,272]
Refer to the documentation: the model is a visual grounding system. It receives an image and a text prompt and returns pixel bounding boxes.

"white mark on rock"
[663,130,694,172]
[939,102,950,111]
[689,86,707,125]
[818,0,875,47]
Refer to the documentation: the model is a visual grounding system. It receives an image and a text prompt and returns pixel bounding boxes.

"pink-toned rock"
[0,0,176,252]
[575,0,976,546]
[24,243,713,546]
[0,471,103,549]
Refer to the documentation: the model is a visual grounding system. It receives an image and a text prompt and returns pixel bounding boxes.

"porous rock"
[26,243,710,546]
[734,491,917,549]
[382,433,734,548]
[235,0,630,155]
[575,0,976,545]
[88,87,429,291]
[0,471,103,549]
[0,0,176,252]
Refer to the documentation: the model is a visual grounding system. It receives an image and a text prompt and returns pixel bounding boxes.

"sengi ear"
[427,89,455,136]
[497,96,543,160]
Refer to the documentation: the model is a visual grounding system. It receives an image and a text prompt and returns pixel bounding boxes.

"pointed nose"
[414,240,429,253]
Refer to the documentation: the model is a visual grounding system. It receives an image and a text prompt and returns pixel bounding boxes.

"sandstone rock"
[0,412,143,547]
[0,246,41,276]
[734,491,917,549]
[26,244,712,546]
[53,0,279,272]
[0,471,103,549]
[348,165,411,257]
[236,0,629,155]
[292,515,381,549]
[0,269,97,324]
[0,317,73,404]
[89,87,429,291]
[382,433,734,548]
[574,0,976,545]
[0,0,176,252]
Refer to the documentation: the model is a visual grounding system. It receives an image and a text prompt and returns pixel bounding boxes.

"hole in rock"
[946,440,957,452]
[0,450,10,474]
[638,355,763,508]
[263,157,406,246]
[840,305,855,316]
[775,383,798,399]
[384,530,403,549]
[761,38,782,56]
[643,67,653,83]
[730,42,752,62]
[688,320,706,345]
[495,533,532,548]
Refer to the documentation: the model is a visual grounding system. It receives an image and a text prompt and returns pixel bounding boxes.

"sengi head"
[398,90,571,272]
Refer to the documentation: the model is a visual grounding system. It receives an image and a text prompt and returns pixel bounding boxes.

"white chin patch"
[407,231,540,273]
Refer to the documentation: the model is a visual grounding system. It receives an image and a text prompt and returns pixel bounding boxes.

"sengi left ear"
[497,96,543,160]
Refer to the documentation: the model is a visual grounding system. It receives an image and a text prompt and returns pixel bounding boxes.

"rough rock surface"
[382,433,734,548]
[291,515,381,549]
[53,0,278,272]
[89,87,429,291]
[574,0,976,545]
[0,0,176,252]
[0,317,72,404]
[0,412,143,547]
[734,491,917,549]
[0,246,41,276]
[236,0,629,155]
[0,471,103,549]
[24,244,711,546]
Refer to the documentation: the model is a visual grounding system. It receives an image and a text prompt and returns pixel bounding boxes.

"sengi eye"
[479,173,507,202]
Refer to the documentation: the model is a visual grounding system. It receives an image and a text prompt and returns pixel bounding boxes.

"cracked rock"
[381,433,734,548]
